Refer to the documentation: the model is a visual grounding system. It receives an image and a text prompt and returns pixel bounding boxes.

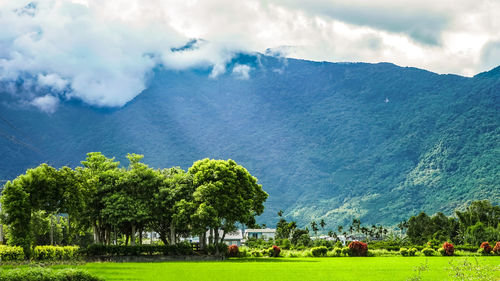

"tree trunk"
[114,229,118,245]
[200,232,206,250]
[170,224,176,245]
[159,233,168,245]
[50,215,54,246]
[139,227,143,245]
[125,234,129,246]
[220,230,226,245]
[214,228,220,256]
[209,228,214,246]
[131,223,136,246]
[0,223,3,244]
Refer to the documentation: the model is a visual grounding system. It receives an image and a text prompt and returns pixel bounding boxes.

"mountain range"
[1,54,499,228]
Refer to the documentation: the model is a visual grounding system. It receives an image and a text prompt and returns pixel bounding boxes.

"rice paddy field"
[53,256,500,281]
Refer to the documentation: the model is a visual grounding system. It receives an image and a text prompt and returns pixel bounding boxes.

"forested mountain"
[1,54,499,227]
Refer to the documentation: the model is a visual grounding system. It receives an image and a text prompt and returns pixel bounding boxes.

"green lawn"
[57,256,500,281]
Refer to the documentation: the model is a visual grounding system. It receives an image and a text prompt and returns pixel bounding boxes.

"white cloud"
[232,64,251,80]
[31,94,59,113]
[37,73,68,91]
[0,0,499,109]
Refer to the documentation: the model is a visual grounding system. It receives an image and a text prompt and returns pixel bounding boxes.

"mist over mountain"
[1,54,499,227]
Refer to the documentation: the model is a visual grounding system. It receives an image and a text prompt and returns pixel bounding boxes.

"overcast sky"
[1,0,499,111]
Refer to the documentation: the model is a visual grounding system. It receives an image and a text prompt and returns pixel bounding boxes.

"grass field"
[52,256,500,281]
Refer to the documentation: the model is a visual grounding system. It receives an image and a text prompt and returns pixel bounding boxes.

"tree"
[319,219,326,230]
[188,159,268,255]
[150,167,194,245]
[78,152,121,244]
[310,221,319,237]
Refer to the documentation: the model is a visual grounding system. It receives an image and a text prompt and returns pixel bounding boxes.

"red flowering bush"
[227,245,239,257]
[479,242,492,255]
[348,241,368,257]
[442,242,454,256]
[492,242,500,255]
[271,245,281,257]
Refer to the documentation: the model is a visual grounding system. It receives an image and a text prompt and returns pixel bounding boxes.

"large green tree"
[188,159,268,254]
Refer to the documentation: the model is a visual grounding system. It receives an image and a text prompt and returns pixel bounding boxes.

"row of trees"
[0,153,268,255]
[406,200,500,246]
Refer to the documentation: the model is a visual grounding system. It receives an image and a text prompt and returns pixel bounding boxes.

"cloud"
[31,94,58,113]
[232,64,251,80]
[37,73,68,91]
[0,0,499,109]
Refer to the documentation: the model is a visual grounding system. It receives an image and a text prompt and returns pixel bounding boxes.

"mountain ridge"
[1,55,499,227]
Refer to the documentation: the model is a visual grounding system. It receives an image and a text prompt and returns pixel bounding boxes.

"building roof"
[244,228,276,233]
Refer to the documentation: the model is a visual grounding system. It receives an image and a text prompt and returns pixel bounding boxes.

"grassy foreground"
[55,256,500,281]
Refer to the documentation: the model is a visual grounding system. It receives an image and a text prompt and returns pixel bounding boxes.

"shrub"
[0,245,25,261]
[478,242,492,255]
[250,250,262,257]
[0,267,103,281]
[266,245,280,257]
[421,248,435,256]
[493,242,500,255]
[333,247,342,256]
[341,247,351,256]
[33,245,80,261]
[227,245,239,257]
[85,243,194,257]
[311,246,328,257]
[408,248,418,256]
[400,248,408,257]
[441,242,454,256]
[348,241,368,257]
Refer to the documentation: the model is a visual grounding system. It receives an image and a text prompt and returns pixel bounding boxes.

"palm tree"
[310,221,319,237]
[277,210,283,217]
[320,219,326,230]
[337,225,343,233]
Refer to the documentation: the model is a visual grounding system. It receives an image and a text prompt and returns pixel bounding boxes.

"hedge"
[0,245,25,261]
[0,267,102,281]
[33,246,80,261]
[311,246,328,257]
[85,243,193,256]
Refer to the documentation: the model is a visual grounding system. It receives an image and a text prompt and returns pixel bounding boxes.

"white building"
[243,228,276,241]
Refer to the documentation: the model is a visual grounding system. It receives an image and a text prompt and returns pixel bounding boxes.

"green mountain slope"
[0,55,498,227]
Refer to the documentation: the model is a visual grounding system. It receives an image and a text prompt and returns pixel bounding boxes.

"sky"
[1,0,500,112]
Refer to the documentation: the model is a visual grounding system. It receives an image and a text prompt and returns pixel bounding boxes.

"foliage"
[33,245,80,261]
[478,242,492,255]
[85,243,193,256]
[310,246,328,257]
[189,159,267,254]
[400,248,409,256]
[0,245,24,261]
[493,242,500,255]
[421,248,435,256]
[348,241,368,257]
[227,245,239,257]
[441,242,454,256]
[0,267,103,281]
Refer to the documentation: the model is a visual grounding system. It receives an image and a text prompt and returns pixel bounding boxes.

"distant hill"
[1,54,499,228]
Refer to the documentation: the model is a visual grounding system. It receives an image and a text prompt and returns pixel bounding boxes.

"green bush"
[408,248,418,256]
[400,248,409,256]
[341,247,350,256]
[311,246,328,257]
[333,247,343,256]
[85,243,194,256]
[0,245,25,261]
[438,248,446,256]
[421,248,435,256]
[33,245,80,261]
[0,267,102,281]
[250,250,262,257]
